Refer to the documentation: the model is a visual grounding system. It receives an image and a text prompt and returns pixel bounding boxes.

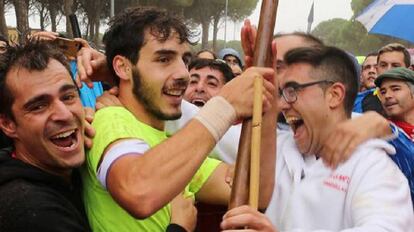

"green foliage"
[312,18,414,55]
[351,0,374,18]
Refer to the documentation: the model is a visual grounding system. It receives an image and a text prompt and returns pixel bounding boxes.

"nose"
[171,58,190,84]
[50,100,73,122]
[195,81,205,92]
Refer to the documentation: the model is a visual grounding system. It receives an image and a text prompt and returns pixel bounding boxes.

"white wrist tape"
[194,96,237,142]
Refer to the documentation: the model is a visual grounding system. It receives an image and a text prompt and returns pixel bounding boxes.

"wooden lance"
[228,0,278,210]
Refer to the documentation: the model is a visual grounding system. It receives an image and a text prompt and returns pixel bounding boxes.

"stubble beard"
[131,67,182,121]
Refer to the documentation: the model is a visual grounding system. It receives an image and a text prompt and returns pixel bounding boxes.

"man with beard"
[0,41,90,231]
[184,58,234,107]
[80,7,277,231]
[222,46,414,232]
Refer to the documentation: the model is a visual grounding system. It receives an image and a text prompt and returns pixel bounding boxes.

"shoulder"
[0,179,88,232]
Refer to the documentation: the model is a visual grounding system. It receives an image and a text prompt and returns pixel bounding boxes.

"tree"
[0,0,9,38]
[184,0,257,50]
[64,0,74,38]
[351,0,374,18]
[13,0,30,44]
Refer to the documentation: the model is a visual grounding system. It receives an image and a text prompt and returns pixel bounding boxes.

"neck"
[392,112,414,125]
[118,85,165,131]
[317,110,349,157]
[13,144,72,182]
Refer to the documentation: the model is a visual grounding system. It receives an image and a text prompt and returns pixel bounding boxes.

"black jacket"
[0,147,90,232]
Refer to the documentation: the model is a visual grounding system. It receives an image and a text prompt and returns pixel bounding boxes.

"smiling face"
[1,59,85,176]
[379,79,414,121]
[131,31,192,123]
[184,66,226,107]
[279,63,331,155]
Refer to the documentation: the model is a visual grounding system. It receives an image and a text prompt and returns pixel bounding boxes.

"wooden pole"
[228,0,278,210]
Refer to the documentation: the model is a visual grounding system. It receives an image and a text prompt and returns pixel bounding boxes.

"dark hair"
[103,6,195,84]
[188,58,234,82]
[378,43,411,67]
[284,46,358,117]
[274,32,324,47]
[362,51,378,68]
[0,35,8,45]
[0,40,71,120]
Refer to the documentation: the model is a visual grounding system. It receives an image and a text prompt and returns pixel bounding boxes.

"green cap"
[375,67,414,87]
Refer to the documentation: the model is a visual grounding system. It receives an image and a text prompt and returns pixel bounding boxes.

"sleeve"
[188,157,221,194]
[343,148,414,232]
[88,107,142,175]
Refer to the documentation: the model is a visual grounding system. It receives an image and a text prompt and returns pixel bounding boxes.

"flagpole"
[307,1,314,33]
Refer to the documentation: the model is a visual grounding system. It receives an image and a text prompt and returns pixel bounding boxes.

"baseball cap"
[375,67,414,87]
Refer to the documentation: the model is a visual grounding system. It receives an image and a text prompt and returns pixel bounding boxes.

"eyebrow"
[23,84,77,110]
[190,73,200,79]
[283,81,300,88]
[206,75,219,82]
[154,49,177,56]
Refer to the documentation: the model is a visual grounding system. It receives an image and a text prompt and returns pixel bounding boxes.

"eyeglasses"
[279,80,334,104]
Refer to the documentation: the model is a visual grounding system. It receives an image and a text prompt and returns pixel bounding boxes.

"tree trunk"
[0,0,8,38]
[88,17,94,41]
[13,0,30,44]
[201,19,209,49]
[39,5,46,31]
[212,14,220,52]
[49,3,57,32]
[64,0,74,38]
[93,20,100,45]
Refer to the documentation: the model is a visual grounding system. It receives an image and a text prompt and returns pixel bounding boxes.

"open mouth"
[50,129,78,148]
[191,99,206,107]
[286,117,304,134]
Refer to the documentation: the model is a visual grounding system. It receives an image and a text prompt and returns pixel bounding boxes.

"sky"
[5,0,354,41]
[222,0,354,41]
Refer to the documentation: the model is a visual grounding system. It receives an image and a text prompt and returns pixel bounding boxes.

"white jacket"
[265,132,414,232]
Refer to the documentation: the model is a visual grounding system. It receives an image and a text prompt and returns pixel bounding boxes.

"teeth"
[52,130,75,139]
[165,89,184,96]
[285,117,302,125]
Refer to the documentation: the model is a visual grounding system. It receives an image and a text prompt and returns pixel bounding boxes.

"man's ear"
[0,115,17,139]
[112,55,132,81]
[327,82,346,109]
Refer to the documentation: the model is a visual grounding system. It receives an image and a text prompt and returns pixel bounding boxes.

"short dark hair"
[0,40,71,120]
[284,46,358,117]
[188,58,234,82]
[378,43,411,67]
[103,6,195,84]
[0,35,8,45]
[274,32,324,47]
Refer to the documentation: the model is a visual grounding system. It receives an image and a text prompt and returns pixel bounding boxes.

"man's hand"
[83,107,95,149]
[76,47,114,88]
[95,87,122,110]
[219,67,275,119]
[320,111,392,168]
[30,31,59,41]
[241,19,277,70]
[170,193,197,232]
[221,205,276,232]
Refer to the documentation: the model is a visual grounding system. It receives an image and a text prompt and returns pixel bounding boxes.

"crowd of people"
[0,5,413,232]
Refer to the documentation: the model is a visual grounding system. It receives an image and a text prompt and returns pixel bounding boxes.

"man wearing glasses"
[222,46,414,231]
